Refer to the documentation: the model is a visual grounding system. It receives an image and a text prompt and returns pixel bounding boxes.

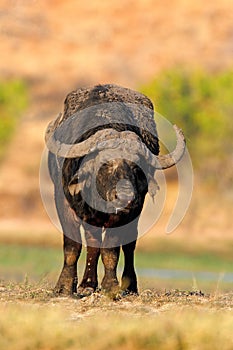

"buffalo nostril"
[116,179,135,203]
[117,193,134,204]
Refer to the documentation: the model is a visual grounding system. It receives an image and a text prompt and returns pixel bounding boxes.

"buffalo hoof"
[75,286,95,298]
[54,284,74,296]
[120,289,139,297]
[101,279,121,300]
[54,277,77,296]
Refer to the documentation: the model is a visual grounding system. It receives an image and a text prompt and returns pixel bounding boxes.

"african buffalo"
[45,84,185,297]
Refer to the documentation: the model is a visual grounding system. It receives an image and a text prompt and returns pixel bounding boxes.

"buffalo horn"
[45,118,185,169]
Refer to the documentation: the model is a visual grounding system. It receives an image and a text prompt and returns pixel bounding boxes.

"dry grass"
[0,282,232,350]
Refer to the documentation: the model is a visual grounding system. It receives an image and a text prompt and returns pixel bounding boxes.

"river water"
[137,268,233,283]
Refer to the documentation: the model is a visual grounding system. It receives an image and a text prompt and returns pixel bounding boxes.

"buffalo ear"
[148,175,160,199]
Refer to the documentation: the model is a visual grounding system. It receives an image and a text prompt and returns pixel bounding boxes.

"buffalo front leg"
[121,240,138,294]
[54,187,82,295]
[101,230,120,295]
[77,227,102,297]
[55,235,82,295]
[121,220,138,294]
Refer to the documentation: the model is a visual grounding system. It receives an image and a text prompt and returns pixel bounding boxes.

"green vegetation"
[0,243,232,276]
[0,244,232,292]
[134,251,233,272]
[0,79,28,160]
[0,244,62,278]
[140,68,233,188]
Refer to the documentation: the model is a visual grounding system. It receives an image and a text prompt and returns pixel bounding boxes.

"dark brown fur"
[49,84,159,296]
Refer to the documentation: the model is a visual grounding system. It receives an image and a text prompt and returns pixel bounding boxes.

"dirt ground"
[1,282,232,315]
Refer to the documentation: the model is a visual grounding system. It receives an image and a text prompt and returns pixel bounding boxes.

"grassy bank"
[0,243,232,292]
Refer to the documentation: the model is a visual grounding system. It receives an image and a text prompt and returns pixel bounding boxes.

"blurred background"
[0,0,232,292]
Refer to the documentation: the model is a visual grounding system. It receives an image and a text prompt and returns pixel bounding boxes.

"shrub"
[140,68,233,189]
[0,80,28,161]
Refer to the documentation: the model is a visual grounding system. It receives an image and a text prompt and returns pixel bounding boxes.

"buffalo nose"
[117,192,134,204]
[116,179,135,205]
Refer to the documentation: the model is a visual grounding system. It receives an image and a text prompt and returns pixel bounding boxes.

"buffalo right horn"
[142,125,186,169]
